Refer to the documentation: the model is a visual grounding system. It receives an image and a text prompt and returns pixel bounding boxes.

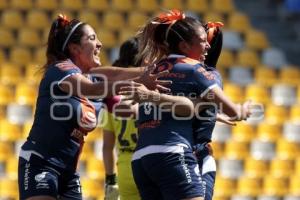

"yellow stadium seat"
[213,196,229,200]
[33,47,46,65]
[22,120,33,138]
[276,139,300,159]
[86,128,102,142]
[86,0,109,11]
[245,84,270,105]
[257,122,281,142]
[225,140,249,159]
[61,0,83,11]
[214,175,236,197]
[0,28,14,47]
[10,47,32,66]
[270,158,294,178]
[99,50,110,65]
[232,122,256,142]
[204,12,225,24]
[0,0,8,10]
[245,29,269,50]
[81,177,104,199]
[127,12,149,31]
[290,104,300,122]
[237,49,260,68]
[0,83,14,106]
[80,142,93,161]
[10,0,32,10]
[228,12,251,33]
[86,157,105,180]
[111,0,134,12]
[244,157,268,178]
[279,66,300,86]
[186,0,208,13]
[0,178,18,200]
[102,12,125,31]
[119,29,137,43]
[263,175,288,196]
[35,0,58,11]
[15,83,38,106]
[295,158,300,176]
[1,10,24,29]
[0,49,5,64]
[161,0,183,9]
[136,0,158,13]
[0,62,22,85]
[255,66,277,86]
[0,141,13,161]
[26,10,50,30]
[265,104,288,125]
[0,119,22,142]
[237,176,262,196]
[212,0,235,14]
[6,157,18,178]
[97,29,117,48]
[290,175,300,196]
[78,11,99,29]
[211,141,224,159]
[223,83,244,103]
[218,49,234,68]
[18,28,42,47]
[25,63,43,85]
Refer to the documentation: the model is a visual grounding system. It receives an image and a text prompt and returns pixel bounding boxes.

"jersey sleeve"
[193,66,218,97]
[54,62,82,85]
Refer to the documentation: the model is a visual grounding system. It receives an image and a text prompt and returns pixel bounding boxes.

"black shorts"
[18,152,82,200]
[131,145,204,200]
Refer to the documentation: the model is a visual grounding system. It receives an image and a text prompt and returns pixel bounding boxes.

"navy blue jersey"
[21,59,103,171]
[136,55,218,150]
[193,66,223,144]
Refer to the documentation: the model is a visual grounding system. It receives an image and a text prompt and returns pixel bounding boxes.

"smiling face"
[70,24,102,72]
[181,26,211,62]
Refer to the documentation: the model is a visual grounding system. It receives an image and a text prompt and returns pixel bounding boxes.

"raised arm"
[119,83,194,117]
[89,66,146,81]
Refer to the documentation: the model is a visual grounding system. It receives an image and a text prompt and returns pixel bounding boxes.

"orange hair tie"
[152,9,185,24]
[57,13,70,27]
[206,21,224,44]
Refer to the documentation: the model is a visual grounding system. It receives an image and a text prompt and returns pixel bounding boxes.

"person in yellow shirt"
[102,37,141,200]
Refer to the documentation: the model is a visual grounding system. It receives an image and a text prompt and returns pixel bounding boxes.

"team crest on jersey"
[79,98,97,132]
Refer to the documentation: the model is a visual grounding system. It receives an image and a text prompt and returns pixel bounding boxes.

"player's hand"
[216,113,236,126]
[136,64,171,92]
[104,184,120,200]
[119,82,157,103]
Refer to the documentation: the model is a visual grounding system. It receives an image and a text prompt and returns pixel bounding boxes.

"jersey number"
[118,120,137,147]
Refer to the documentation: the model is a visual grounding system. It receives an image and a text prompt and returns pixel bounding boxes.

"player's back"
[136,54,217,150]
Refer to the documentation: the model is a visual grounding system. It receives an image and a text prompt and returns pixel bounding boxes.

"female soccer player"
[17,14,171,200]
[120,10,251,200]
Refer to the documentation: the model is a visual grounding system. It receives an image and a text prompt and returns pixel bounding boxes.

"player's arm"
[89,66,146,81]
[119,82,194,117]
[59,69,170,99]
[193,68,252,121]
[102,111,119,200]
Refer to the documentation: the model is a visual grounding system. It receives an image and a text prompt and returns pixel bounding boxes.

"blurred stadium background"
[0,0,300,199]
